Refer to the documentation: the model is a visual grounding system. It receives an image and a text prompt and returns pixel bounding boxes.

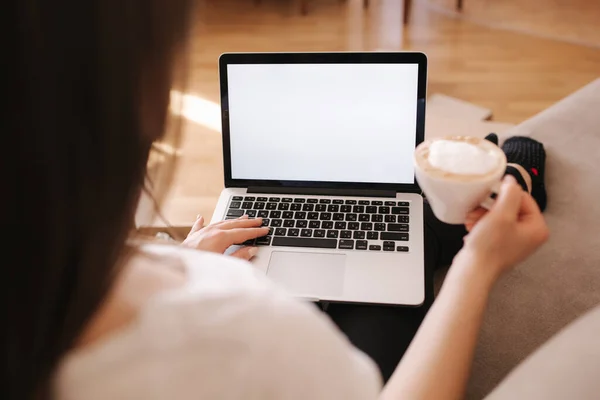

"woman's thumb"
[493,175,522,218]
[230,246,259,261]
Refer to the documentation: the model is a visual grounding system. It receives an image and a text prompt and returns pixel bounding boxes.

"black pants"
[325,202,468,381]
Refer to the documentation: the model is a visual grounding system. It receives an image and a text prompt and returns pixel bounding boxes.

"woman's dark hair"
[3,1,192,398]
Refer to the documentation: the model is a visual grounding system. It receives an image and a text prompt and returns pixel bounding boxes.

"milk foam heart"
[428,140,498,176]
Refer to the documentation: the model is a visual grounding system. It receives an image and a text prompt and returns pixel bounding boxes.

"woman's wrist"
[447,249,502,293]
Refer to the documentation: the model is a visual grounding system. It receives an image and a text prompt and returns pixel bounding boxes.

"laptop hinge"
[247,186,397,198]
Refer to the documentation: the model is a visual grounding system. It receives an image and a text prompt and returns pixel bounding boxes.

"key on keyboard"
[272,237,336,248]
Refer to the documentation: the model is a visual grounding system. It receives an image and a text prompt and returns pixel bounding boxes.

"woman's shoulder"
[55,244,381,400]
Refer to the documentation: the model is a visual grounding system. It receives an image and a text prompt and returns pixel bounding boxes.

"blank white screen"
[227,63,419,184]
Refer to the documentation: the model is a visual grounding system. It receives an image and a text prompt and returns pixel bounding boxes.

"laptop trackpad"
[267,252,345,297]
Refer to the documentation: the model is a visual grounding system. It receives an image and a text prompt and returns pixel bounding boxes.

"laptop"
[211,52,427,306]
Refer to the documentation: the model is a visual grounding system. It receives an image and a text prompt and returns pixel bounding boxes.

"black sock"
[485,133,499,146]
[501,136,547,211]
[485,133,530,196]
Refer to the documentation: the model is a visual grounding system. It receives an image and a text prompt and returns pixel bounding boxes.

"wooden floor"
[145,0,600,228]
[428,0,600,48]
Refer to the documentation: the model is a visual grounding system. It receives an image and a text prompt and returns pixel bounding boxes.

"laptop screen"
[226,63,420,185]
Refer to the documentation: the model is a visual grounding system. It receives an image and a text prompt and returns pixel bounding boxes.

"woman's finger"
[188,215,205,236]
[211,214,248,226]
[212,214,249,226]
[464,208,487,232]
[465,220,480,232]
[218,217,264,230]
[493,175,523,218]
[230,246,259,261]
[519,191,542,218]
[226,227,270,245]
[519,193,549,242]
[465,207,487,222]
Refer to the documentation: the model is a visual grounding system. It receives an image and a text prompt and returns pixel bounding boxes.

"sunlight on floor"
[170,90,221,132]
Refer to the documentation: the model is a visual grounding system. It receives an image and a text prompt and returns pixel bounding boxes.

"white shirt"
[54,244,382,399]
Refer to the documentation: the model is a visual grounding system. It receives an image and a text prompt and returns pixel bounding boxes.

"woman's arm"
[381,176,549,400]
[381,252,496,400]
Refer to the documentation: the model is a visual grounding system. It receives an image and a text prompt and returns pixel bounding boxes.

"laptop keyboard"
[226,196,410,252]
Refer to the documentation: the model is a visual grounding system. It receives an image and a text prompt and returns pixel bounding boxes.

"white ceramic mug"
[414,136,507,225]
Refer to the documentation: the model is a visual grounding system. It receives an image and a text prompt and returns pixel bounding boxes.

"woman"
[4,1,549,399]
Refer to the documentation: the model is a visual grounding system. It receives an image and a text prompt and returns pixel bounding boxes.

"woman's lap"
[325,202,468,381]
[325,302,427,381]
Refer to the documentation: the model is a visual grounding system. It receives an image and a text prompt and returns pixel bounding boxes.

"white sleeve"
[248,293,383,400]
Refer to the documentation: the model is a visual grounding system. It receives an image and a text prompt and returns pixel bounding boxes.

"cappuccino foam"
[428,140,498,175]
[415,137,505,181]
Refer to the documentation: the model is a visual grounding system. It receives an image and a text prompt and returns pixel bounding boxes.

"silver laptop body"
[211,52,428,306]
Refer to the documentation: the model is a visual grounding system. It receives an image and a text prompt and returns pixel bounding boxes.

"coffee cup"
[414,136,507,225]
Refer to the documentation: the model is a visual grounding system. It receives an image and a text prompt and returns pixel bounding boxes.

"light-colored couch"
[452,78,600,399]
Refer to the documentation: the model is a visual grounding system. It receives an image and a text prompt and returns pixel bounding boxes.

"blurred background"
[140,0,600,230]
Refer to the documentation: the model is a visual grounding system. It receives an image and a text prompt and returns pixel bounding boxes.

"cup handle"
[480,181,501,210]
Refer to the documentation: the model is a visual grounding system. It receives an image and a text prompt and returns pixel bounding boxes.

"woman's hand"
[181,215,269,260]
[458,175,549,279]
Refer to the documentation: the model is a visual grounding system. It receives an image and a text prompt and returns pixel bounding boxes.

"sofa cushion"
[485,304,600,399]
[464,78,600,399]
